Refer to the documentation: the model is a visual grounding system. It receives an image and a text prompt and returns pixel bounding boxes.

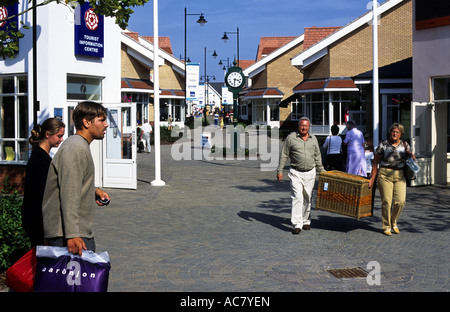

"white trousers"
[288,167,316,228]
[142,132,151,153]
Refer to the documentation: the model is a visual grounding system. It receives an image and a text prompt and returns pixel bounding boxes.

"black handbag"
[404,162,416,181]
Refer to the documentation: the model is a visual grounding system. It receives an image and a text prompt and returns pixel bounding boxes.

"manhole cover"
[327,267,368,279]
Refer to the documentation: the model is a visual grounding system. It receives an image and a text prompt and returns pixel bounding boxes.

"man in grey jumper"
[42,101,110,256]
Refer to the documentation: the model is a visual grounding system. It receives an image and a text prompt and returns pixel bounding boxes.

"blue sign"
[0,4,19,47]
[74,2,104,58]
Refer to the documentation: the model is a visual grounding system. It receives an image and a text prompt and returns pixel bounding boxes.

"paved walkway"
[95,133,449,292]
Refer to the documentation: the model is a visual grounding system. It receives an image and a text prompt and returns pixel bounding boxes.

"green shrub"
[0,191,31,272]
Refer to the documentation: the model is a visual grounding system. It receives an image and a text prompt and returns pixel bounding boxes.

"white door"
[410,102,433,186]
[102,103,137,189]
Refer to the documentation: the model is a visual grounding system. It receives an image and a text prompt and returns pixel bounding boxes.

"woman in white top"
[323,124,343,171]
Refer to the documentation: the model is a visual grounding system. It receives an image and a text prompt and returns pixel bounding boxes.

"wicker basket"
[316,170,374,220]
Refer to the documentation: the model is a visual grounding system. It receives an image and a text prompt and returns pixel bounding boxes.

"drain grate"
[327,267,368,279]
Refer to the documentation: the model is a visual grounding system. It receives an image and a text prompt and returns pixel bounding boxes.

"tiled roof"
[244,88,284,99]
[121,78,153,90]
[293,77,358,92]
[256,36,297,60]
[303,26,341,50]
[123,31,173,55]
[238,60,256,70]
[160,89,185,97]
[141,36,173,55]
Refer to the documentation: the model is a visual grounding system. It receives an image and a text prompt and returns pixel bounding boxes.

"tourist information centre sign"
[75,2,104,58]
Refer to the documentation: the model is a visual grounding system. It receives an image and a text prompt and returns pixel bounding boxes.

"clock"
[226,70,245,89]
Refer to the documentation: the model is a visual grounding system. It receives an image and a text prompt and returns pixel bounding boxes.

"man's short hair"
[298,117,310,124]
[73,101,107,130]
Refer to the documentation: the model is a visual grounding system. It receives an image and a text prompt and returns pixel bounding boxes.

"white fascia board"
[291,0,404,67]
[247,65,266,79]
[243,34,305,77]
[126,47,153,69]
[302,47,328,68]
[160,94,184,99]
[138,36,185,74]
[245,95,283,100]
[121,88,154,94]
[354,78,413,84]
[121,33,165,67]
[293,87,359,94]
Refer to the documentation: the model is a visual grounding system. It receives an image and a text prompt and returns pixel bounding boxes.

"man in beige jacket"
[42,101,110,256]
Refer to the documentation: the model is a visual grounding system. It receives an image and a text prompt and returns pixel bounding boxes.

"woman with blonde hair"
[369,123,415,236]
[22,118,65,246]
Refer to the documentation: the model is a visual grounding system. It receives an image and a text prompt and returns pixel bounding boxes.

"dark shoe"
[302,224,311,230]
[292,228,301,234]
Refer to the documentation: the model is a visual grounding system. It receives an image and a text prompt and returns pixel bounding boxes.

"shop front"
[243,88,283,128]
[0,1,137,191]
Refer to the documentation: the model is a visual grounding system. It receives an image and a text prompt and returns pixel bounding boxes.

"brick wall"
[323,0,412,78]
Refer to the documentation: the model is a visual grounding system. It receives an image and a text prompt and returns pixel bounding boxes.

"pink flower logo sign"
[0,7,8,28]
[84,8,98,31]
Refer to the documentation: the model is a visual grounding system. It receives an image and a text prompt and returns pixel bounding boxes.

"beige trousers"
[288,168,316,228]
[377,167,407,231]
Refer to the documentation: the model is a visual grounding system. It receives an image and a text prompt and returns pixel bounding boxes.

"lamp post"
[184,7,207,116]
[218,57,230,78]
[151,0,165,186]
[202,47,217,125]
[221,27,239,67]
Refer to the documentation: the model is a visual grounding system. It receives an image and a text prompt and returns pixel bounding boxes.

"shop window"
[122,92,149,125]
[303,93,329,126]
[159,99,185,122]
[0,75,29,162]
[291,98,304,120]
[67,75,102,101]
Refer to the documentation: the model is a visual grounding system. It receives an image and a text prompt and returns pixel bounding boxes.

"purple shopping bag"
[34,246,111,292]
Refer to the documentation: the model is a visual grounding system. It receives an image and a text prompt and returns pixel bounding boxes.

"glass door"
[102,103,137,189]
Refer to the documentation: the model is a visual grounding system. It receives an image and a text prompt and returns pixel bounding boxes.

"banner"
[74,2,104,58]
[186,63,200,101]
[222,86,233,105]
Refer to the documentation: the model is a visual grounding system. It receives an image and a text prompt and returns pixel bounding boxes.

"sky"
[126,0,378,81]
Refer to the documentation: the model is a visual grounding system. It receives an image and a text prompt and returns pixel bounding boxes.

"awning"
[160,89,185,99]
[121,78,154,93]
[293,77,359,93]
[243,88,284,100]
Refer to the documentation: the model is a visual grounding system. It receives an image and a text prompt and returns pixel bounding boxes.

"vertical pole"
[33,0,38,126]
[372,0,379,147]
[151,0,165,186]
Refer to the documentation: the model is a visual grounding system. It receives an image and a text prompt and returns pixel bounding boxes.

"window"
[0,75,29,162]
[433,77,450,102]
[122,92,149,125]
[291,98,304,120]
[303,93,329,126]
[67,75,102,101]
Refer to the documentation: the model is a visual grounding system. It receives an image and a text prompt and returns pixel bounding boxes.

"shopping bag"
[5,247,37,292]
[34,246,111,292]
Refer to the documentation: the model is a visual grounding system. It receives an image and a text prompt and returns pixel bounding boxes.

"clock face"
[227,72,244,88]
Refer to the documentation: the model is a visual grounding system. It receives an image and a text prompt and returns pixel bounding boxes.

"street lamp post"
[184,7,207,116]
[203,47,217,125]
[221,27,239,67]
[218,57,230,78]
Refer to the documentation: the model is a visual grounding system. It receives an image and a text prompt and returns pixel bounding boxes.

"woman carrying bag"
[369,123,416,236]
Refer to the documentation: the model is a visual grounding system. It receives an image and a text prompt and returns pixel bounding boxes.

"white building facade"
[0,1,137,190]
[411,0,450,186]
